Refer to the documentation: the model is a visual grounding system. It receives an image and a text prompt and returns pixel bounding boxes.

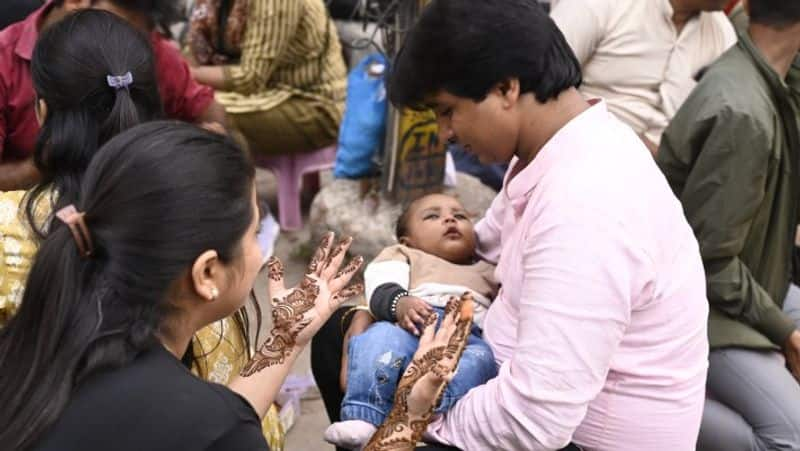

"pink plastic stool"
[253,145,336,231]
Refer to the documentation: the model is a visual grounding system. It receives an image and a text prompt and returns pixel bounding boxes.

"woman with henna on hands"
[0,121,464,451]
[0,121,358,451]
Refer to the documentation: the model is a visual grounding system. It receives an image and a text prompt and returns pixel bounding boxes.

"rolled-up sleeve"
[428,210,639,450]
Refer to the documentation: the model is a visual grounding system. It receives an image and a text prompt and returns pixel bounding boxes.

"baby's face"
[401,194,476,264]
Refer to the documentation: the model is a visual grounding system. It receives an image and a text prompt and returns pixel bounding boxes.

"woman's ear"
[190,250,222,303]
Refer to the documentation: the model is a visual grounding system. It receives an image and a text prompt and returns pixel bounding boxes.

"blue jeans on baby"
[340,308,498,426]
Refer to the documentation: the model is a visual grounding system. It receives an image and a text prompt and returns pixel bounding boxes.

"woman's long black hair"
[25,9,163,237]
[0,121,256,450]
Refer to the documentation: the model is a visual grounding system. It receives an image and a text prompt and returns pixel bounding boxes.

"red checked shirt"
[0,2,215,162]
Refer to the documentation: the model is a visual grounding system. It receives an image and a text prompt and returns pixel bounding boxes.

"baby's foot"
[323,420,378,450]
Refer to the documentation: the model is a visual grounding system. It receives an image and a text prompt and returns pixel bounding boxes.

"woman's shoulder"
[39,346,263,451]
[0,190,41,324]
[111,346,256,420]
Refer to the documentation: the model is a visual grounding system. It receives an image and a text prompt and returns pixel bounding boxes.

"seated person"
[0,10,283,448]
[657,0,800,448]
[551,0,736,153]
[0,121,365,451]
[186,0,347,156]
[0,0,226,190]
[324,193,499,450]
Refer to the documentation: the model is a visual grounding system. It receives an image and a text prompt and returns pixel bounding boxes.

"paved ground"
[254,168,337,451]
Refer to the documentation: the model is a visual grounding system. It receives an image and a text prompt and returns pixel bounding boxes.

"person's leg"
[697,348,800,451]
[325,322,420,449]
[310,306,349,424]
[310,307,352,451]
[228,97,339,156]
[339,322,419,425]
[696,398,760,451]
[436,331,498,412]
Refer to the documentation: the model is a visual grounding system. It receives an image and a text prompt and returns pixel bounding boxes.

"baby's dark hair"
[394,201,416,240]
[394,193,463,240]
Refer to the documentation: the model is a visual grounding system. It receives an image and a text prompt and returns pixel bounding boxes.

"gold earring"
[210,287,219,300]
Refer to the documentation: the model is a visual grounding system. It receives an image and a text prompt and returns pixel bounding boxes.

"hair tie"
[55,205,94,258]
[106,71,133,90]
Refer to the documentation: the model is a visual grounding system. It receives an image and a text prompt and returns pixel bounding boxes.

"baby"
[324,193,499,449]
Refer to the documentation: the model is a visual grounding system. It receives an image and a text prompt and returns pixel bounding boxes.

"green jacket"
[657,32,800,350]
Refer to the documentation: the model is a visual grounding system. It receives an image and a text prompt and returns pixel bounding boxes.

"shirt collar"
[737,30,796,96]
[661,0,675,23]
[15,2,53,61]
[501,100,610,217]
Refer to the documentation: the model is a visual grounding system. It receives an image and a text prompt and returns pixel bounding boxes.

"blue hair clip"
[106,72,133,90]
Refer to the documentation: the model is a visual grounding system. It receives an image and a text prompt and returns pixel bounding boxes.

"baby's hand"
[396,296,434,336]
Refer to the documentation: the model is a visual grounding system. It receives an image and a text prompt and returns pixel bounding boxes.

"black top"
[34,345,268,451]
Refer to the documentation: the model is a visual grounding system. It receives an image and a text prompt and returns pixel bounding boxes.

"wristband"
[389,290,409,322]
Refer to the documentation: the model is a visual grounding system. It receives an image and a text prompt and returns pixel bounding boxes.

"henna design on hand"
[331,283,365,305]
[365,297,473,451]
[266,256,284,282]
[335,255,365,279]
[444,294,472,361]
[241,233,364,378]
[365,345,447,450]
[240,276,321,376]
[327,236,352,264]
[308,232,334,274]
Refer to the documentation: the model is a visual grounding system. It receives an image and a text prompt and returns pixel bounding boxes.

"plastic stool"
[253,145,337,231]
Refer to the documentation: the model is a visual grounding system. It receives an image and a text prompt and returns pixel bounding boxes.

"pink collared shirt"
[427,101,709,450]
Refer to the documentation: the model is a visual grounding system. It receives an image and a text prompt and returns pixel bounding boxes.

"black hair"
[395,201,415,240]
[388,0,581,109]
[393,193,450,240]
[26,9,162,237]
[0,121,255,451]
[92,0,185,35]
[748,0,800,27]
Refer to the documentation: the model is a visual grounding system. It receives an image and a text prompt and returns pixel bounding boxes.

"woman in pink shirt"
[314,1,710,450]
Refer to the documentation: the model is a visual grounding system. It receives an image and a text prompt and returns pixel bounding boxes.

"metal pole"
[380,0,445,204]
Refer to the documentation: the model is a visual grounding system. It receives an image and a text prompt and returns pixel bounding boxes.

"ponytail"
[102,73,142,145]
[0,121,256,450]
[24,10,162,239]
[0,225,101,450]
